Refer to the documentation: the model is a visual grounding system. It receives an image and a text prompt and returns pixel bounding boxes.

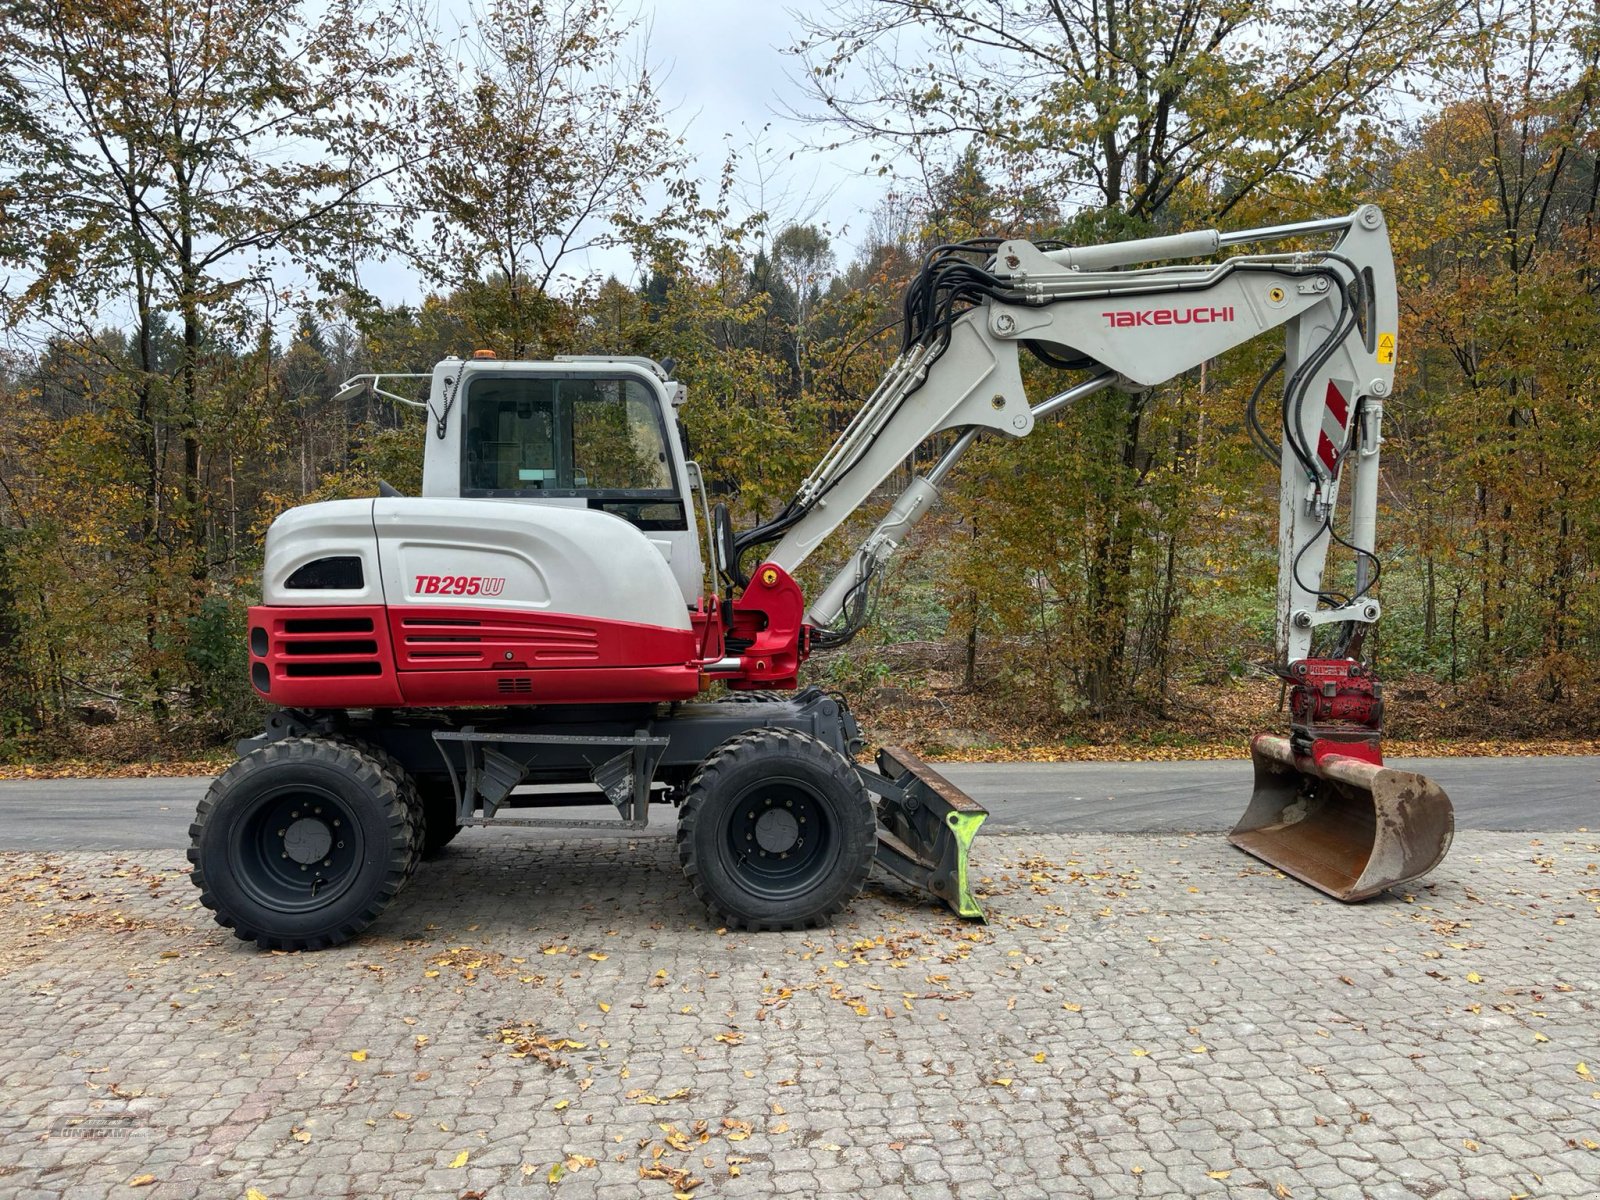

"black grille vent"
[286,556,364,590]
[497,677,533,694]
[282,617,374,635]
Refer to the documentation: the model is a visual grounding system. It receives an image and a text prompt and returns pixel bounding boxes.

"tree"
[795,0,1457,223]
[0,0,410,715]
[401,0,684,356]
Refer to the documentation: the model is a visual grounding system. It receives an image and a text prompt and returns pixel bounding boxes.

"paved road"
[0,754,1593,849]
[5,832,1598,1199]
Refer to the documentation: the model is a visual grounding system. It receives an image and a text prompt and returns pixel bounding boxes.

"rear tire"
[677,729,874,930]
[188,737,416,951]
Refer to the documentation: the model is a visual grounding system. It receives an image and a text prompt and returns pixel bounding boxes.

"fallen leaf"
[1274,1184,1293,1198]
[1131,1048,1149,1057]
[1466,972,1482,984]
[566,1154,597,1169]
[128,1177,156,1189]
[989,1078,1012,1087]
[1463,1139,1479,1151]
[246,1191,268,1200]
[350,1049,367,1062]
[289,1126,311,1144]
[1062,1002,1082,1012]
[599,1002,611,1013]
[1579,1062,1593,1080]
[449,1150,470,1168]
[554,1099,570,1111]
[547,1162,566,1184]
[1534,1032,1549,1043]
[391,1110,411,1120]
[1130,1165,1144,1175]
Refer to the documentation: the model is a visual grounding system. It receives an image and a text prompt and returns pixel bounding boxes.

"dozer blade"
[863,746,987,921]
[1230,734,1454,901]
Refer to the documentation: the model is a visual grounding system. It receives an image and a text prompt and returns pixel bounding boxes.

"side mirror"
[712,502,740,587]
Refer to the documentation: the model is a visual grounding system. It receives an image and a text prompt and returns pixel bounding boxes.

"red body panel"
[725,562,807,689]
[249,603,702,708]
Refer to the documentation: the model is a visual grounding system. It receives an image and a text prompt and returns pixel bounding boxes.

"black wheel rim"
[717,774,840,902]
[229,784,366,914]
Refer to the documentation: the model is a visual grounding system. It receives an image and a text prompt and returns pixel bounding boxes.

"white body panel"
[263,497,691,632]
[262,500,386,607]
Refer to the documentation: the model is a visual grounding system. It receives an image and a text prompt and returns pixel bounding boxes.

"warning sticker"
[1377,332,1396,364]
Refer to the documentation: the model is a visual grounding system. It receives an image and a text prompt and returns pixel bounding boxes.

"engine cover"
[250,497,701,708]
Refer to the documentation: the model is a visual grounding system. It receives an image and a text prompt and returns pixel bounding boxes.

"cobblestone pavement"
[1,829,1596,1200]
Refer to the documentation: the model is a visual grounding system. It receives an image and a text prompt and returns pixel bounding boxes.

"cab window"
[461,374,683,528]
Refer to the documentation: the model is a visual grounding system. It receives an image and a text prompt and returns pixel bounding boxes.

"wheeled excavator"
[189,204,1453,949]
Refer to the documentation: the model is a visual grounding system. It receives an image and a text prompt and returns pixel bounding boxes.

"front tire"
[677,730,875,930]
[188,737,417,951]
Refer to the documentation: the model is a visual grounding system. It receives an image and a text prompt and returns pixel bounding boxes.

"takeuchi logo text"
[1102,306,1235,328]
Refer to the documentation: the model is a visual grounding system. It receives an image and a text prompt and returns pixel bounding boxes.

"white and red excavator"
[189,204,1453,949]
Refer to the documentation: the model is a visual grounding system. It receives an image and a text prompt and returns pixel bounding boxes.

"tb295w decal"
[413,574,506,597]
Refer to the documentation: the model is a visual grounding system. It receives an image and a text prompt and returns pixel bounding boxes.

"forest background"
[1,0,1597,765]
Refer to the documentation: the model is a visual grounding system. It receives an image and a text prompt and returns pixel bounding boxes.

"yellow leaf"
[1533,1032,1549,1043]
[1131,1048,1149,1057]
[547,1162,566,1184]
[1206,1168,1232,1179]
[1466,972,1482,984]
[391,1111,411,1120]
[989,1078,1012,1087]
[1191,1045,1208,1054]
[565,1154,597,1169]
[1274,1184,1293,1198]
[128,1177,156,1189]
[350,1049,368,1062]
[449,1150,469,1168]
[588,952,609,961]
[1033,1052,1046,1063]
[1062,1002,1082,1012]
[599,1002,610,1013]
[554,1100,570,1111]
[1463,1139,1479,1151]
[424,969,440,978]
[1579,1062,1593,1080]
[1131,1165,1144,1175]
[246,1191,269,1200]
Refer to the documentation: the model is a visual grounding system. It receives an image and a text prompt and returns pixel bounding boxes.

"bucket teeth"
[1230,734,1454,901]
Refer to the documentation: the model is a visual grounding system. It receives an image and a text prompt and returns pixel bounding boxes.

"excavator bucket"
[1229,734,1454,901]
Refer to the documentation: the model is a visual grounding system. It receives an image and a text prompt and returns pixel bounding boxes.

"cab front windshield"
[461,374,682,528]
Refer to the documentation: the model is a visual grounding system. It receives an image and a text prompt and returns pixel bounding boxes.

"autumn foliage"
[0,0,1596,760]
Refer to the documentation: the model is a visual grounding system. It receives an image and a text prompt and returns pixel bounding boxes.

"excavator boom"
[745,203,1452,903]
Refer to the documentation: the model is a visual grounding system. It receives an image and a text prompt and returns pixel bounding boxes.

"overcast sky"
[362,0,890,307]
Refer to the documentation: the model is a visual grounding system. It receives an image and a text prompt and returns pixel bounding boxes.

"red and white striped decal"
[1314,380,1352,473]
